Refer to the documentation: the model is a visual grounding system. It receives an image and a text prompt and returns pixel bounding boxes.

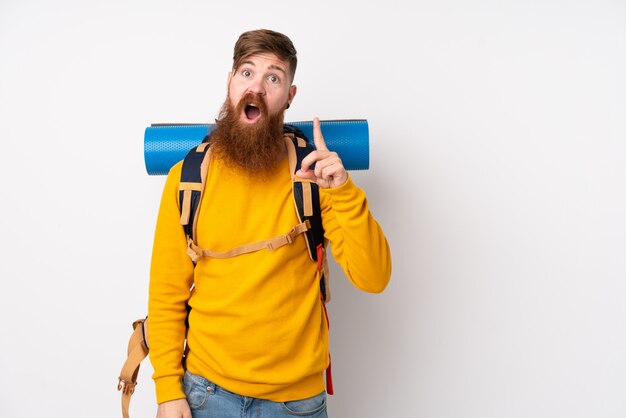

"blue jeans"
[182,370,328,418]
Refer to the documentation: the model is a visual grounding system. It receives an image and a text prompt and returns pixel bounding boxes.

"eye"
[268,74,280,84]
[242,70,252,77]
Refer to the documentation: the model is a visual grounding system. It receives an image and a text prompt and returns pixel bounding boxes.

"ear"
[226,71,232,90]
[288,84,297,104]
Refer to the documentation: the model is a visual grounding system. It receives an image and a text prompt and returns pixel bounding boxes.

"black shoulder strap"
[179,134,211,244]
[283,124,325,263]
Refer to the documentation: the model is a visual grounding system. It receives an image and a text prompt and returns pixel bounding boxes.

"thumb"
[295,169,316,181]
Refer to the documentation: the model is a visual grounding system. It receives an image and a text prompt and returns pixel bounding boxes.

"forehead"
[235,52,290,74]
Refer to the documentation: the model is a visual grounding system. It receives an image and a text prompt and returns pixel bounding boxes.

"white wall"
[1,1,625,417]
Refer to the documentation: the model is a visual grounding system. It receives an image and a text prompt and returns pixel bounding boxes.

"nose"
[247,78,266,96]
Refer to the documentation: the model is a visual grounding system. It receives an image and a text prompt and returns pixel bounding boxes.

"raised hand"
[295,117,348,188]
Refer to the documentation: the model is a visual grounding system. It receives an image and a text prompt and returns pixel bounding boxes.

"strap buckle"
[186,237,200,263]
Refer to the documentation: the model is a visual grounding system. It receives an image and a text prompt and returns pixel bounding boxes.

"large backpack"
[117,124,332,418]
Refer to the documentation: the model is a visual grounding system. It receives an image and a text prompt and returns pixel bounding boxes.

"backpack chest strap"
[186,220,311,262]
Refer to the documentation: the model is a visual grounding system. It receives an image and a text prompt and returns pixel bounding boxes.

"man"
[148,29,391,418]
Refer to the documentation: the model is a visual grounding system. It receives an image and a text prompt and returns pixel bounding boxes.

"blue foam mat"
[144,119,369,175]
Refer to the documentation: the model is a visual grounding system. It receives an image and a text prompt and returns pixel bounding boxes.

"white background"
[1,1,625,417]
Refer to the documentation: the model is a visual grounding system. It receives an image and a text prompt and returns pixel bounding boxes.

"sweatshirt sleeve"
[319,175,392,293]
[147,161,195,404]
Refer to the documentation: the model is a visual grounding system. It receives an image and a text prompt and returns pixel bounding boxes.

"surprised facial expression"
[228,52,297,124]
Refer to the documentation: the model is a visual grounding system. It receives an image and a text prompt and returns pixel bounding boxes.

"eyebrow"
[240,60,287,75]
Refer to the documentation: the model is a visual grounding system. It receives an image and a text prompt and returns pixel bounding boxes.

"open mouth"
[243,103,262,123]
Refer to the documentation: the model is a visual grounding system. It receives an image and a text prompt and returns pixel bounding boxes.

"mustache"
[236,91,268,117]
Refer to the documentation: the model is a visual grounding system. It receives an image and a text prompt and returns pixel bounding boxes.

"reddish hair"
[233,29,298,82]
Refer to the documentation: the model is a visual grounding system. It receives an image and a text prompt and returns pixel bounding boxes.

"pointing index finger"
[313,117,328,151]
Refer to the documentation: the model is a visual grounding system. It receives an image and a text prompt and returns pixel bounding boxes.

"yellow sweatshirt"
[148,153,391,404]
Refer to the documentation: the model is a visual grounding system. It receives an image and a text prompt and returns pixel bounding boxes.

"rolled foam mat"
[144,119,369,175]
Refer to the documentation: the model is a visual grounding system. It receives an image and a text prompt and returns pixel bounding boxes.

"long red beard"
[210,92,286,179]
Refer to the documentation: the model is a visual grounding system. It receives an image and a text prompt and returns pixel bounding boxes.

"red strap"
[320,292,333,394]
[316,244,334,394]
[316,244,324,271]
[326,355,334,395]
